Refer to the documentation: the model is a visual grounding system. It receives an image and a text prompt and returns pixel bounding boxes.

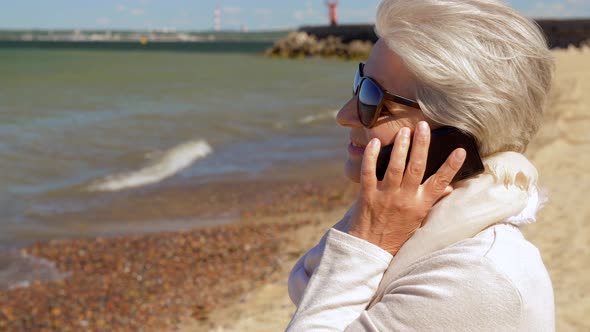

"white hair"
[376,0,555,156]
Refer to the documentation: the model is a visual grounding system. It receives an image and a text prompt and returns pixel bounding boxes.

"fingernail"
[455,149,466,160]
[369,138,380,148]
[418,122,428,133]
[400,127,410,137]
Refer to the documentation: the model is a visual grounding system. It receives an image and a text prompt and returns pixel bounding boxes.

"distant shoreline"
[0,40,274,53]
[0,29,289,44]
[1,18,589,49]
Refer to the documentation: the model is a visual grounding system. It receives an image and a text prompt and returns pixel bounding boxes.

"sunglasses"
[353,63,421,128]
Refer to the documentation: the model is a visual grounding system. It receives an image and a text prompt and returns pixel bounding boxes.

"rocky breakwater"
[264,31,372,59]
[264,18,590,59]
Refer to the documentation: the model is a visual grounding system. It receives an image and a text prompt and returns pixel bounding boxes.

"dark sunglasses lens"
[358,79,383,126]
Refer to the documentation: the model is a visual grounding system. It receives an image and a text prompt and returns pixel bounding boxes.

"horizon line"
[1,16,589,33]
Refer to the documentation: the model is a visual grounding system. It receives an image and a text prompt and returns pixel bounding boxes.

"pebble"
[0,178,356,331]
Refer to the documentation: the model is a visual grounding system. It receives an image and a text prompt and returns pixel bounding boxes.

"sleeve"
[287,242,316,306]
[288,208,353,306]
[287,233,524,332]
[286,228,393,331]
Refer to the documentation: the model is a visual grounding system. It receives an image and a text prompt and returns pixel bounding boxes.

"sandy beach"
[1,47,589,331]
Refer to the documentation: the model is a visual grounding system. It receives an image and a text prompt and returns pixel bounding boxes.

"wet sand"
[1,48,589,331]
[0,165,358,331]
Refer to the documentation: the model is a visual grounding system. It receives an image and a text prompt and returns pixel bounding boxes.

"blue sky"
[0,0,589,31]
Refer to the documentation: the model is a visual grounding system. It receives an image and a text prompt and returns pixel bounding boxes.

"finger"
[424,148,466,200]
[383,127,411,189]
[360,138,380,194]
[401,121,430,191]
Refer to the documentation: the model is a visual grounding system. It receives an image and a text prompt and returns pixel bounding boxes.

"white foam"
[0,250,70,290]
[298,110,339,124]
[88,140,212,192]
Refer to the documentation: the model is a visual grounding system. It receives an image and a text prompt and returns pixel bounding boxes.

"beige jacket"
[287,152,554,331]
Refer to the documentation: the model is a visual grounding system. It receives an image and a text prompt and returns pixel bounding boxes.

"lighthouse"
[326,1,338,26]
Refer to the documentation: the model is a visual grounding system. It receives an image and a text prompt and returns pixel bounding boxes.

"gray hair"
[376,0,555,156]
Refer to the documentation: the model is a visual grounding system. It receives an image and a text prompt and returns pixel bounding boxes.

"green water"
[0,45,356,245]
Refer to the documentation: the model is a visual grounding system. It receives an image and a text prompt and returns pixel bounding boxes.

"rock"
[265,32,373,59]
[348,40,374,59]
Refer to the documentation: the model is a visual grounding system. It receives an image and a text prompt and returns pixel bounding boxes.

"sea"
[0,41,355,249]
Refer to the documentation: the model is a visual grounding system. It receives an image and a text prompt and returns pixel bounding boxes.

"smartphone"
[375,126,485,183]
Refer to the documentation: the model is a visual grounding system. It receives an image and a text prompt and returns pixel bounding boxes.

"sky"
[0,0,589,31]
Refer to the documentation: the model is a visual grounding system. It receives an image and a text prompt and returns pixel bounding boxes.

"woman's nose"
[336,97,362,128]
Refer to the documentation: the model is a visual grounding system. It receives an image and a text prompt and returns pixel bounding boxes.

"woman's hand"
[347,122,466,256]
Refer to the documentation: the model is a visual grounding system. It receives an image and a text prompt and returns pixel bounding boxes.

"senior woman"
[286,0,555,331]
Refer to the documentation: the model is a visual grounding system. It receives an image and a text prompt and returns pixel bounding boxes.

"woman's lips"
[348,141,366,155]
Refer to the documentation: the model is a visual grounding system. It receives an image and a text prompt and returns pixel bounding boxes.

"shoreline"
[0,163,358,331]
[3,157,350,247]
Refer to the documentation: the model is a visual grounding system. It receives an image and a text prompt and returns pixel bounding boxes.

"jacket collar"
[368,152,540,308]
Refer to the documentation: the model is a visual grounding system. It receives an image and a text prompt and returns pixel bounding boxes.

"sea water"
[0,42,354,247]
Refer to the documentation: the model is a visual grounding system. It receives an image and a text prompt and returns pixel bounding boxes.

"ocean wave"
[88,140,212,192]
[0,250,70,290]
[298,110,339,124]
